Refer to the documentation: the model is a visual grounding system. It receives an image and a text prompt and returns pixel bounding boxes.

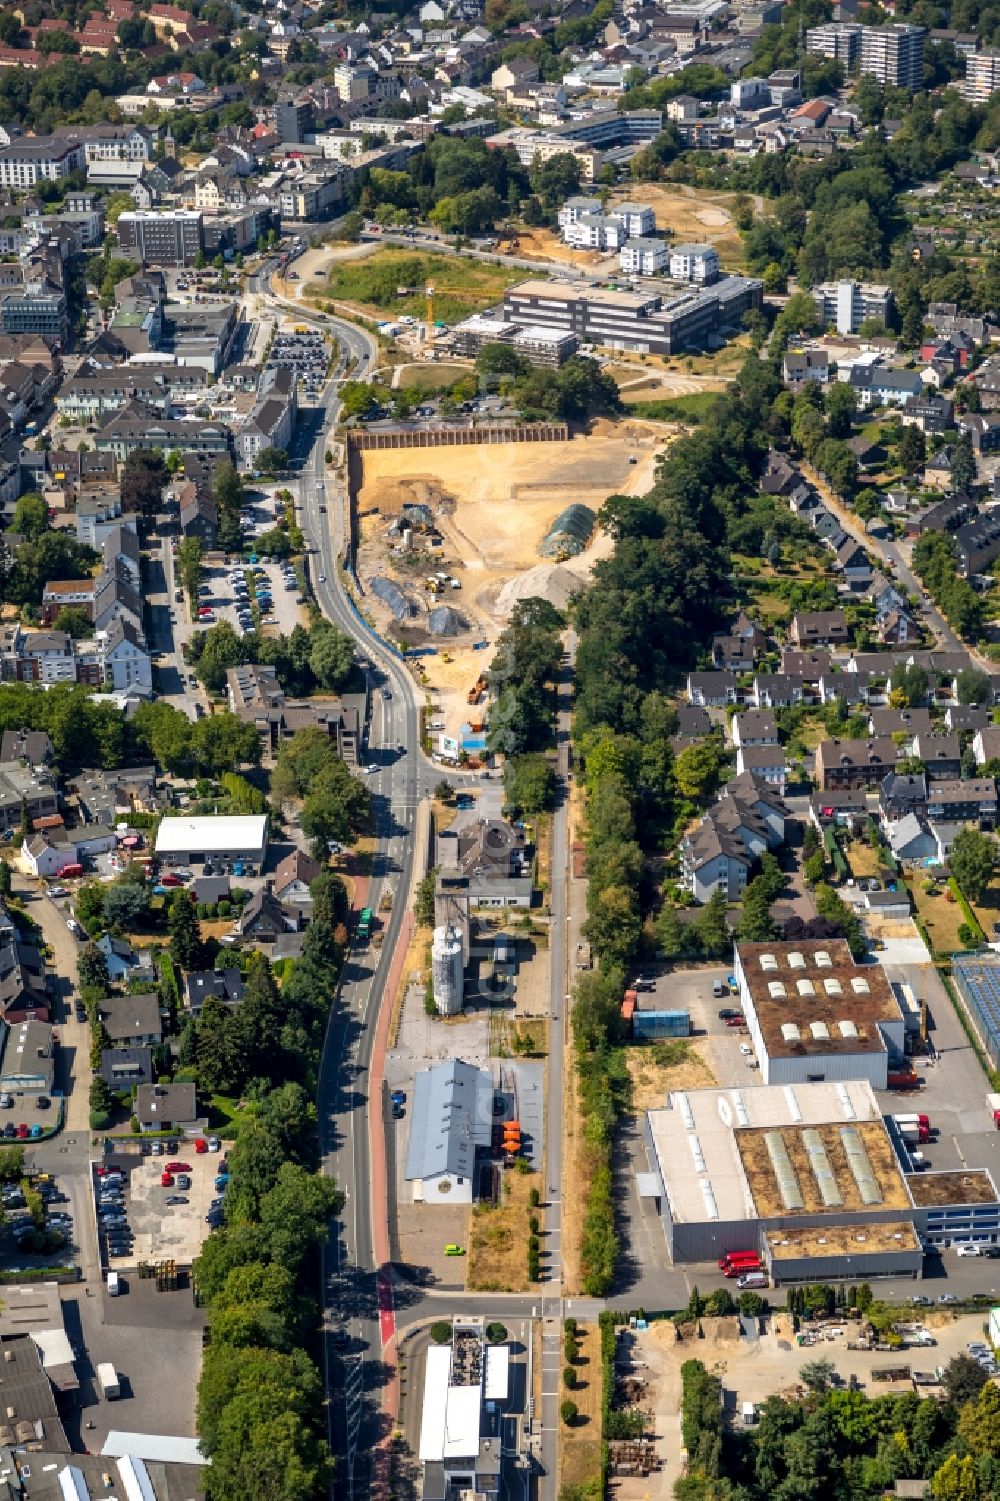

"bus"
[358,908,373,941]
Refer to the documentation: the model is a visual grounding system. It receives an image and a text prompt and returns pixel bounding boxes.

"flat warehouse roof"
[907,1169,999,1207]
[737,940,899,1058]
[764,1220,920,1261]
[737,1121,910,1218]
[154,815,268,855]
[647,1081,887,1225]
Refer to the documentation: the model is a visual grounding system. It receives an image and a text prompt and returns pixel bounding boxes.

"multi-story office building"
[806,22,863,70]
[0,278,68,343]
[117,210,202,267]
[501,276,762,357]
[860,24,925,89]
[965,52,1000,104]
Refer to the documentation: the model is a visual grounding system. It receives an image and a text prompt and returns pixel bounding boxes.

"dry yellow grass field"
[625,1038,717,1113]
[467,1167,542,1291]
[559,1322,604,1492]
[615,185,750,267]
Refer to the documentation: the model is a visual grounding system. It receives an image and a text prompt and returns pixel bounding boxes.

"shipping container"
[632,1009,691,1041]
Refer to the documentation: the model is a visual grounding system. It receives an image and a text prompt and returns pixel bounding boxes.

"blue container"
[632,1009,691,1041]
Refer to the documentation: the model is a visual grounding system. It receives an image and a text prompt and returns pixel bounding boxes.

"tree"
[177,536,204,607]
[0,861,10,899]
[308,624,354,692]
[932,1454,978,1501]
[414,870,437,928]
[942,1354,989,1407]
[255,447,289,474]
[673,741,725,804]
[950,432,976,495]
[504,754,556,815]
[560,1399,579,1426]
[11,493,48,540]
[949,826,996,903]
[824,382,856,439]
[694,887,729,957]
[53,606,93,640]
[78,944,110,991]
[103,882,148,931]
[897,424,926,471]
[800,1356,837,1392]
[957,667,991,706]
[120,450,167,517]
[168,891,204,971]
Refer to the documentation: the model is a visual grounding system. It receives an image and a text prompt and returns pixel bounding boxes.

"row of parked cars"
[6,1173,72,1255]
[96,1165,133,1260]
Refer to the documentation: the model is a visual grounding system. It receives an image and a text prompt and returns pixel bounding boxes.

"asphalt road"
[251,260,485,1498]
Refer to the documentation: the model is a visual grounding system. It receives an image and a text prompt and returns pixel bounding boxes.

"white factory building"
[419,1320,509,1501]
[640,1078,1000,1277]
[153,815,269,870]
[734,939,906,1089]
[404,1059,494,1204]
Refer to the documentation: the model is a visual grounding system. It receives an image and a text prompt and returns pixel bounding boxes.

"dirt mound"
[495,563,587,616]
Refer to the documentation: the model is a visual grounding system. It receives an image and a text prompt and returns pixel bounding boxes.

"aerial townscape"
[0,0,998,1495]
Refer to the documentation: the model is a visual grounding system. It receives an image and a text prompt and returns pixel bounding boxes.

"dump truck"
[98,1363,120,1400]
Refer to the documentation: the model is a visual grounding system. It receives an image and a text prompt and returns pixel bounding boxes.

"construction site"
[350,416,669,745]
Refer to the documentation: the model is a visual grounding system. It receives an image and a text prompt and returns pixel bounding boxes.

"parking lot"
[267,327,329,404]
[96,1142,226,1270]
[187,557,302,641]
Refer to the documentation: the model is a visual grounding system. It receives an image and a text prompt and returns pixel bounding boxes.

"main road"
[249,258,466,1499]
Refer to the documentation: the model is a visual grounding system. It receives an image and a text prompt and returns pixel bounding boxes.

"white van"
[736,1270,769,1289]
[956,1243,982,1257]
[107,1271,121,1296]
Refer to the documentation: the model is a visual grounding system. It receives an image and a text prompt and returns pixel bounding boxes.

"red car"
[160,1171,174,1187]
[725,1015,746,1027]
[16,1124,27,1139]
[160,874,183,887]
[165,1161,191,1173]
[194,1138,208,1154]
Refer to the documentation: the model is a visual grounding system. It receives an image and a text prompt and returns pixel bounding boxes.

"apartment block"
[860,24,925,89]
[806,22,862,69]
[813,279,892,335]
[965,52,1000,105]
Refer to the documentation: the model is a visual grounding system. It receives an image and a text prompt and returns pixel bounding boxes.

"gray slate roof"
[404,1059,494,1183]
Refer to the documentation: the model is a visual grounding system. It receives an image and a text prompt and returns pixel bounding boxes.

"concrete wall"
[348,422,569,451]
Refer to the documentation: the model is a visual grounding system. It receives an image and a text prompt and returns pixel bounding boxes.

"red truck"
[887,1068,921,1090]
[718,1250,761,1278]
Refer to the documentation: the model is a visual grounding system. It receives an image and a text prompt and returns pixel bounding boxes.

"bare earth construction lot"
[354,421,670,728]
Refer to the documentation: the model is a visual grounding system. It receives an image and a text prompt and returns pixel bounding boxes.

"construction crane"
[425,283,435,349]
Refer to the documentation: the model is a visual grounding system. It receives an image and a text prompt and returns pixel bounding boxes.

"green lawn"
[627,392,723,423]
[310,249,527,324]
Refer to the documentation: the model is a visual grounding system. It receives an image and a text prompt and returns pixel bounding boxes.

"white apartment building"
[965,52,1000,105]
[620,237,668,276]
[669,243,720,284]
[860,24,924,89]
[612,201,655,237]
[0,137,85,189]
[813,278,892,335]
[805,22,862,69]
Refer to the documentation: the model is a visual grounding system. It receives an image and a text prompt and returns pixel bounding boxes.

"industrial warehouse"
[733,939,906,1088]
[641,1078,1000,1279]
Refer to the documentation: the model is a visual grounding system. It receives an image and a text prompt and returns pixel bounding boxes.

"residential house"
[273,848,321,908]
[687,671,739,707]
[945,705,990,733]
[849,365,924,409]
[973,726,1000,766]
[834,537,873,587]
[675,705,713,740]
[780,649,830,682]
[879,771,928,821]
[751,674,810,708]
[95,933,153,985]
[887,812,937,862]
[911,732,962,780]
[184,968,246,1016]
[237,887,300,941]
[810,787,869,829]
[815,736,900,790]
[679,772,786,902]
[135,1080,197,1131]
[712,636,757,671]
[436,818,533,908]
[99,992,162,1046]
[783,348,830,386]
[736,742,787,791]
[923,447,959,492]
[878,607,918,645]
[179,491,218,546]
[955,511,1000,578]
[789,609,849,647]
[100,1045,154,1091]
[869,707,932,742]
[926,778,997,826]
[732,709,779,747]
